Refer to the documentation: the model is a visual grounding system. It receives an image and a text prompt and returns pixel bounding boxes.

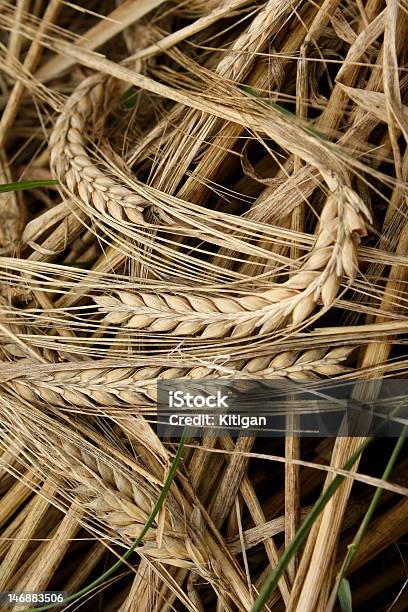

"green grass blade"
[330,428,406,610]
[21,431,187,612]
[0,180,58,193]
[338,577,353,612]
[342,429,405,572]
[239,85,330,142]
[121,86,139,108]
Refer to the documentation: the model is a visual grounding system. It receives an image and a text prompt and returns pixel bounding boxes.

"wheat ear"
[9,347,352,408]
[0,397,252,609]
[95,190,368,338]
[54,439,193,557]
[49,75,147,223]
[0,401,214,574]
[61,440,250,605]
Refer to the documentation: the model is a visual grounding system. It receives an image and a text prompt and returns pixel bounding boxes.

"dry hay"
[0,1,407,611]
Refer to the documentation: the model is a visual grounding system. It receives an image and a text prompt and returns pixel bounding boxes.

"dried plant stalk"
[0,1,407,609]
